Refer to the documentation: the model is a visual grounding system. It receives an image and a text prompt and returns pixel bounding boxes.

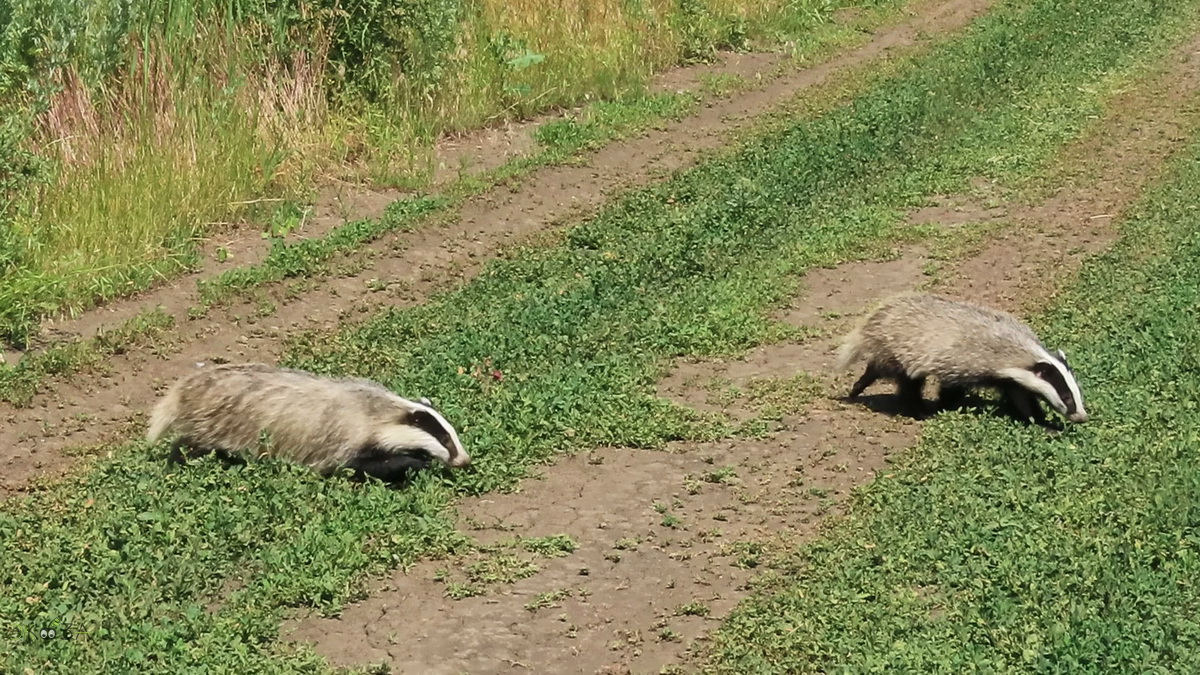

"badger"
[834,291,1087,425]
[146,362,471,483]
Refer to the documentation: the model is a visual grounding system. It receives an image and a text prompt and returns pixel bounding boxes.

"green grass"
[0,0,919,411]
[520,534,579,558]
[0,0,897,350]
[703,103,1200,675]
[2,0,1199,670]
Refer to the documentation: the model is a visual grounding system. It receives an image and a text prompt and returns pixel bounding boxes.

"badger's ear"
[418,397,433,408]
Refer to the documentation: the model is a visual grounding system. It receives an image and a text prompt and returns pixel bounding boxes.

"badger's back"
[838,292,1046,382]
[148,363,404,473]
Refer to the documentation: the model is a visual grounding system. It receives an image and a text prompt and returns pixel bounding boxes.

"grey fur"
[146,363,471,481]
[835,292,1087,424]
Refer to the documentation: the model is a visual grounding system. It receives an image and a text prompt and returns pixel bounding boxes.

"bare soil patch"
[283,407,916,674]
[278,30,1200,675]
[905,191,1007,230]
[0,0,995,496]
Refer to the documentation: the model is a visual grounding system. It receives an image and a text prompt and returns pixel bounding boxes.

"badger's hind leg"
[937,383,967,412]
[848,362,883,399]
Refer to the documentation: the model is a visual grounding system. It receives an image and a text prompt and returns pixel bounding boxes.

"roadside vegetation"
[0,90,701,406]
[0,0,900,350]
[0,0,918,407]
[190,90,701,310]
[3,0,1198,671]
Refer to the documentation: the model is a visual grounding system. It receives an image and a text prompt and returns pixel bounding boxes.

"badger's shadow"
[838,390,1066,431]
[838,392,927,421]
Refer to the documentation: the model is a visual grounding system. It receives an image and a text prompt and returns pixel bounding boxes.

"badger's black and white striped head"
[1001,347,1088,423]
[375,397,471,468]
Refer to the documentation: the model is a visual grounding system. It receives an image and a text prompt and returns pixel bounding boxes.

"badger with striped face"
[835,292,1087,425]
[147,363,470,483]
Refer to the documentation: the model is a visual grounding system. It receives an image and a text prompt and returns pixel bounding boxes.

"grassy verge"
[3,0,1198,670]
[703,101,1200,675]
[192,90,700,309]
[0,0,919,407]
[0,0,901,350]
[192,0,916,309]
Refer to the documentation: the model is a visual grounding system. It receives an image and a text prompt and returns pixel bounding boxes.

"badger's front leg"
[343,447,432,484]
[1003,385,1046,425]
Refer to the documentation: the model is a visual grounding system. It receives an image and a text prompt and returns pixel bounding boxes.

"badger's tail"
[834,326,866,373]
[145,386,182,444]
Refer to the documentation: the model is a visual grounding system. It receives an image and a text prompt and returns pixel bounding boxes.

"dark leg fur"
[1002,385,1047,426]
[167,440,190,465]
[897,375,927,419]
[342,450,432,485]
[848,363,881,399]
[937,384,967,412]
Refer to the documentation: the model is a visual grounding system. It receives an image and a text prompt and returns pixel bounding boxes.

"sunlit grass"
[705,113,1200,675]
[0,0,889,348]
[4,0,1197,670]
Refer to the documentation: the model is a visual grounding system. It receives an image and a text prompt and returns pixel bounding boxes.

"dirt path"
[0,0,996,497]
[278,32,1200,675]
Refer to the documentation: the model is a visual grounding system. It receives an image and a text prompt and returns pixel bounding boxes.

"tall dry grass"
[0,0,875,346]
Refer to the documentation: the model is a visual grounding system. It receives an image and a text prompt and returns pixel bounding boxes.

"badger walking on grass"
[146,363,471,482]
[835,291,1088,425]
